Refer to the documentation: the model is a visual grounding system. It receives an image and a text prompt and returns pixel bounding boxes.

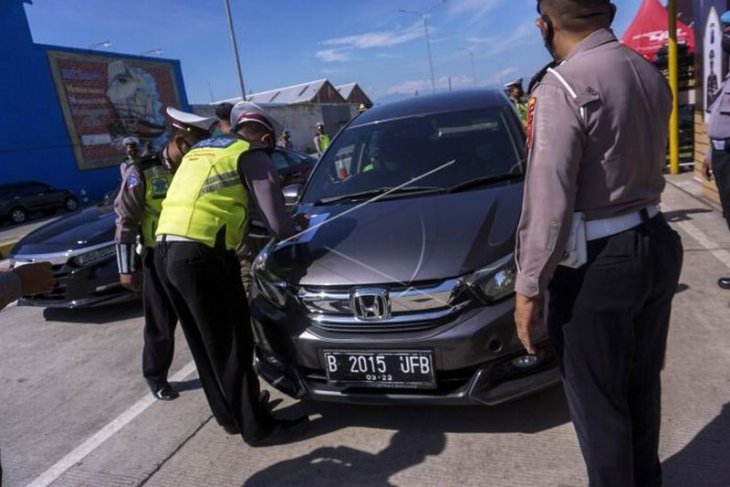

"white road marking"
[675,220,730,269]
[26,360,197,487]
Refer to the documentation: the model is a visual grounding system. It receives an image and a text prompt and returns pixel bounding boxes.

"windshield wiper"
[315,186,443,205]
[447,173,522,193]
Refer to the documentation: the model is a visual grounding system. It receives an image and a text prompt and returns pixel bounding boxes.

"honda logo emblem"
[350,288,390,321]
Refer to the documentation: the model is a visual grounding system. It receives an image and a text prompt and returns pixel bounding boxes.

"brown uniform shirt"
[514,29,672,297]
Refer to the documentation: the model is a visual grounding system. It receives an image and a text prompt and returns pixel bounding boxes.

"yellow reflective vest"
[156,137,251,250]
[139,163,173,248]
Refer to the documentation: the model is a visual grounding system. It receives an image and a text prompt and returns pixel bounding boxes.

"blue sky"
[25,0,644,104]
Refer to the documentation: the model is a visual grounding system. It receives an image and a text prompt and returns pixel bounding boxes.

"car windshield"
[302,108,525,205]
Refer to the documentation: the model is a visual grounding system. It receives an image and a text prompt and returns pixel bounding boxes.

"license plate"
[323,350,435,389]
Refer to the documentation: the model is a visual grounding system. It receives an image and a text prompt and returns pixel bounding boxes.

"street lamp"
[88,40,112,49]
[140,48,163,56]
[223,0,246,100]
[461,47,477,86]
[400,0,447,94]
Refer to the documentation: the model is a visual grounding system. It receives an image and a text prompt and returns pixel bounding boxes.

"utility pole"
[462,47,477,86]
[400,0,447,94]
[223,0,246,100]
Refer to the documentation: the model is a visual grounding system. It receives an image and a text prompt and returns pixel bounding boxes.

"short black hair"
[539,0,614,32]
[215,102,234,121]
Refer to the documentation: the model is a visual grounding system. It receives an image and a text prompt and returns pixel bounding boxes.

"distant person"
[114,107,217,401]
[313,122,330,156]
[278,129,294,149]
[703,10,730,291]
[504,78,528,126]
[212,102,234,137]
[121,136,140,175]
[0,263,54,311]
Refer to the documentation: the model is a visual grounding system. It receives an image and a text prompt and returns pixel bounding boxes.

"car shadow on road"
[244,386,569,487]
[41,301,143,324]
[277,384,570,437]
[663,402,730,487]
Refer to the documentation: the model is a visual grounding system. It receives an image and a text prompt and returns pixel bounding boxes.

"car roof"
[350,89,510,127]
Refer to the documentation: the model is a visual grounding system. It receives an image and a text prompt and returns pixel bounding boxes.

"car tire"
[9,206,27,224]
[64,197,79,212]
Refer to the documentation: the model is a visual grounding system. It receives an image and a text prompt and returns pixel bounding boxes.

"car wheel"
[64,197,79,212]
[9,207,27,224]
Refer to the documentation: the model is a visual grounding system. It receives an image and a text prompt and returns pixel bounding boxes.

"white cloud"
[387,75,473,95]
[315,49,351,62]
[449,0,504,18]
[467,21,536,56]
[320,22,423,50]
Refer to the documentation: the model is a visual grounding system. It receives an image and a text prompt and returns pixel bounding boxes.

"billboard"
[47,50,182,170]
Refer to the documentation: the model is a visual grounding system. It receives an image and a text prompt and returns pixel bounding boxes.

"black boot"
[719,277,730,289]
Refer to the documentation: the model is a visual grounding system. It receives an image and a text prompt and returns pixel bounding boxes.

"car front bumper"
[250,294,560,406]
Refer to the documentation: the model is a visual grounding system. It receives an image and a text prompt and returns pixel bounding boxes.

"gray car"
[250,89,560,405]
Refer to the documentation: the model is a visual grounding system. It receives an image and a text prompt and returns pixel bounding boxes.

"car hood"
[12,206,116,255]
[267,183,523,287]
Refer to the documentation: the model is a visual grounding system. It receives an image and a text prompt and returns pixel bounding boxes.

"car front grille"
[297,279,473,333]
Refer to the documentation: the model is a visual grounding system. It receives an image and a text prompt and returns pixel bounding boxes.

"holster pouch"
[559,212,587,269]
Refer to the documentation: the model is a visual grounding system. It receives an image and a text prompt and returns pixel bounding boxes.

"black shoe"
[152,383,179,401]
[719,277,730,289]
[222,423,240,435]
[250,416,310,447]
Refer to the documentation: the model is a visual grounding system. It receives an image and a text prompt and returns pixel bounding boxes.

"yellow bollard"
[668,0,680,175]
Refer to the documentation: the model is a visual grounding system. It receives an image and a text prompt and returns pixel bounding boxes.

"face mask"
[723,34,730,53]
[540,14,558,61]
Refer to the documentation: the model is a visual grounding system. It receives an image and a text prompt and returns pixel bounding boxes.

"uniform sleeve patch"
[526,96,537,152]
[127,171,141,190]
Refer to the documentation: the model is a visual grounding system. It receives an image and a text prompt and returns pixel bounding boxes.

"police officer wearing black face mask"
[514,1,683,485]
[703,11,730,291]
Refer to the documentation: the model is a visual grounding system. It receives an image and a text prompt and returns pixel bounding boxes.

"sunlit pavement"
[1,177,728,487]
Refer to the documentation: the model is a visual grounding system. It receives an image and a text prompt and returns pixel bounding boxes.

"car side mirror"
[282,184,302,206]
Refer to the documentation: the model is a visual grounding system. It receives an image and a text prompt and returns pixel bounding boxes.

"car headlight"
[464,253,516,303]
[252,244,289,308]
[72,245,116,267]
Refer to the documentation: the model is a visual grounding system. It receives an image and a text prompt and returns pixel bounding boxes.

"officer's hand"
[120,272,142,293]
[702,157,713,181]
[514,293,542,355]
[14,262,55,296]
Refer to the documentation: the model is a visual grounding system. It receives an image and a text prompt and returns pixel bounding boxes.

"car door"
[26,183,55,209]
[270,150,295,186]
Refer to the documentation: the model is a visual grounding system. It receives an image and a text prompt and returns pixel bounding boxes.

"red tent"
[621,0,695,61]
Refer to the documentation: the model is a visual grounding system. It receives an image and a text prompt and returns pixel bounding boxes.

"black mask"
[723,34,730,54]
[540,14,558,60]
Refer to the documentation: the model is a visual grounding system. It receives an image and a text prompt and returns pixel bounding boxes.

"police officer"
[114,107,216,400]
[121,136,140,175]
[513,1,683,485]
[703,11,730,291]
[504,78,528,126]
[155,101,309,446]
[313,122,330,156]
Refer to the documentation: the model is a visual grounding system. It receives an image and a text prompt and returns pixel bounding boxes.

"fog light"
[512,354,540,369]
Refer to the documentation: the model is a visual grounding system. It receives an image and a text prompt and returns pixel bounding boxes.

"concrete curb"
[0,240,17,259]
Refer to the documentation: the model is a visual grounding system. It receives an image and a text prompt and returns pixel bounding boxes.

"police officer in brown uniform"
[114,107,216,400]
[513,1,683,485]
[703,11,730,291]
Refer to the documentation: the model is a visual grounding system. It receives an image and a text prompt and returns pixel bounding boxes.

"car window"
[28,183,49,193]
[302,108,523,204]
[271,151,292,170]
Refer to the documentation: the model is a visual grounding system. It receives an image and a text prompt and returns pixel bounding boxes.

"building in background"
[0,0,191,201]
[199,79,372,153]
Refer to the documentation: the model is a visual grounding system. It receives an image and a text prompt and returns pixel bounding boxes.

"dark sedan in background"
[9,148,316,308]
[250,90,560,406]
[0,181,78,225]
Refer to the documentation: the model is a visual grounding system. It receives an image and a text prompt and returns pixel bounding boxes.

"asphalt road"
[0,179,729,487]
